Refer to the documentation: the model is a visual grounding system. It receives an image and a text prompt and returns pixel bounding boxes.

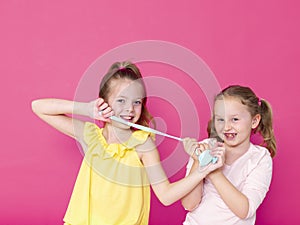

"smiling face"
[213,96,260,151]
[107,78,145,128]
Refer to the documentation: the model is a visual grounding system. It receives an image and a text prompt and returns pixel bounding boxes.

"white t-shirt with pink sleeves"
[183,142,273,225]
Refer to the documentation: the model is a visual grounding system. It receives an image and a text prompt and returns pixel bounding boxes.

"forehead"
[109,78,145,98]
[214,97,250,116]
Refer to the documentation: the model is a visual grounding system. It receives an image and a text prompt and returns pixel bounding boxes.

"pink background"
[1,1,299,224]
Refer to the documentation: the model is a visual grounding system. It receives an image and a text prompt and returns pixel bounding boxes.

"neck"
[102,123,132,144]
[225,140,251,165]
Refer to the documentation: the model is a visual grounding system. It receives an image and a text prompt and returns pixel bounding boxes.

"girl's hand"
[202,142,225,175]
[183,138,209,161]
[88,98,114,122]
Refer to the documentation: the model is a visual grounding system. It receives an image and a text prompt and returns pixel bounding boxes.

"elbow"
[157,192,182,206]
[181,199,200,212]
[159,196,174,206]
[236,203,249,219]
[237,212,248,220]
[162,202,172,206]
[155,189,179,206]
[237,211,248,220]
[159,194,197,206]
[31,99,44,115]
[228,195,250,219]
[183,204,199,212]
[181,193,202,212]
[31,100,39,114]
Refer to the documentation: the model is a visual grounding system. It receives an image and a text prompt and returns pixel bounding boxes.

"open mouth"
[120,115,134,122]
[224,133,237,139]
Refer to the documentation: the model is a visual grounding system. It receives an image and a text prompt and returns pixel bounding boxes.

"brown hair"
[207,85,276,157]
[99,61,153,127]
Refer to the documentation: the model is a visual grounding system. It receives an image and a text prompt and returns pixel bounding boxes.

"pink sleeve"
[242,153,273,219]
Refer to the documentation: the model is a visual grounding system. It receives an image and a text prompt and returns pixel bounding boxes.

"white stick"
[102,114,218,165]
[110,115,183,141]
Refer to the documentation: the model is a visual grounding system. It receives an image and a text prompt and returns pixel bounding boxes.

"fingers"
[198,157,222,174]
[197,144,226,174]
[182,138,226,172]
[98,102,109,112]
[182,138,212,162]
[94,98,114,122]
[182,138,200,161]
[210,146,225,167]
[96,98,108,111]
[207,138,218,149]
[95,98,105,107]
[182,138,198,156]
[196,143,209,155]
[210,146,225,157]
[99,107,113,118]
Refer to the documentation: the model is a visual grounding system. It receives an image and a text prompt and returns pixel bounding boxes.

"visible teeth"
[225,133,236,138]
[121,116,133,120]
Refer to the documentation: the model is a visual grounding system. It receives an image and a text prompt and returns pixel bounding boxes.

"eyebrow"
[214,114,223,117]
[117,95,144,100]
[214,114,239,117]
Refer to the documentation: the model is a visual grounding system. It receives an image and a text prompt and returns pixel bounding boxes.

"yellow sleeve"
[83,122,102,146]
[127,130,155,148]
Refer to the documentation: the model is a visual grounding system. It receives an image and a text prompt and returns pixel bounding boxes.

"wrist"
[197,165,211,177]
[190,160,207,177]
[207,169,222,181]
[73,101,89,117]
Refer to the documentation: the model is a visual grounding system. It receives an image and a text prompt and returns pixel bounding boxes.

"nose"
[125,102,134,112]
[224,120,232,131]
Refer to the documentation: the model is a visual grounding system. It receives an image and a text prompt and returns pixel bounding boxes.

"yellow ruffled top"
[63,122,151,225]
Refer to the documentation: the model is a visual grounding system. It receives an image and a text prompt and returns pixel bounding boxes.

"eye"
[216,118,224,122]
[116,98,125,103]
[232,118,239,122]
[133,100,142,105]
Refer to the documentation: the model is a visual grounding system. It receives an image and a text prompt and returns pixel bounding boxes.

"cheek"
[214,121,223,132]
[111,103,122,114]
[108,99,116,109]
[134,105,142,114]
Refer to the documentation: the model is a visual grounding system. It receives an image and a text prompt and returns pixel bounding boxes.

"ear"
[251,114,261,129]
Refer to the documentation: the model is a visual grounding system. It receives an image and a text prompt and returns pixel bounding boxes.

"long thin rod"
[110,116,183,142]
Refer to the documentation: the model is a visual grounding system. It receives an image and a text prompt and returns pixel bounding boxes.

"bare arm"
[209,153,273,219]
[31,98,112,141]
[208,170,249,219]
[181,139,225,211]
[138,138,223,206]
[180,138,206,211]
[181,160,203,211]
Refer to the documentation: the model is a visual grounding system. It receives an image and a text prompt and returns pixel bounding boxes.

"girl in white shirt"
[182,85,276,225]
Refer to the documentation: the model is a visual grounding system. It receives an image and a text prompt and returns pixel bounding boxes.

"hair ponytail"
[256,99,277,157]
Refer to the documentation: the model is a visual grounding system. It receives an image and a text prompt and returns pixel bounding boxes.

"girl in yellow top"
[32,61,225,225]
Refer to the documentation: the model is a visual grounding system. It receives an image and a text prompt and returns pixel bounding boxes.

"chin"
[111,121,130,130]
[223,139,239,147]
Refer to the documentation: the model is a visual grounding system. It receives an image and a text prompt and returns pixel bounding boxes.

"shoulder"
[83,122,103,144]
[134,131,156,152]
[84,121,100,130]
[245,143,273,173]
[136,134,160,168]
[132,130,154,142]
[249,144,272,164]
